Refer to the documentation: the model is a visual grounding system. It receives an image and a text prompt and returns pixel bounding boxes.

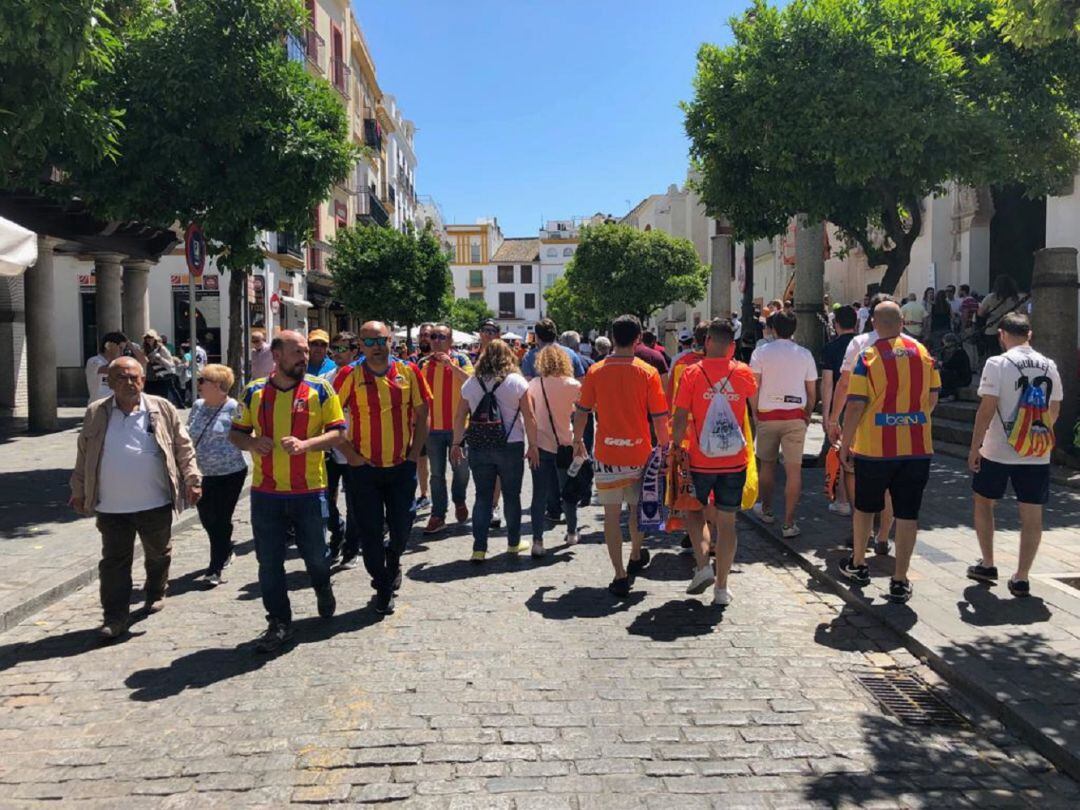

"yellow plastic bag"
[740,408,758,510]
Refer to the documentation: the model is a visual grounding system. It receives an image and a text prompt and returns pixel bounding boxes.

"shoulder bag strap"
[539,378,564,446]
[194,401,228,449]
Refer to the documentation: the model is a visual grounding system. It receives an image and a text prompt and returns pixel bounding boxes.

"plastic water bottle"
[567,457,584,477]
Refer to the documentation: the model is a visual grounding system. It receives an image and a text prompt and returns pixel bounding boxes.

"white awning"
[281,295,313,309]
[0,217,37,277]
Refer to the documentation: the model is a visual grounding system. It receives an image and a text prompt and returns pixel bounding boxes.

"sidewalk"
[0,408,206,632]
[743,422,1080,779]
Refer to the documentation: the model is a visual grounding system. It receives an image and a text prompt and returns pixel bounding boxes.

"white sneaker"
[490,507,502,529]
[828,501,852,516]
[564,531,579,546]
[752,503,775,524]
[712,586,733,606]
[781,522,801,539]
[686,565,715,595]
[530,540,545,559]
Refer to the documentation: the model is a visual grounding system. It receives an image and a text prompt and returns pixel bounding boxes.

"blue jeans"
[344,461,417,595]
[469,443,524,552]
[427,431,470,518]
[531,449,578,541]
[250,491,332,624]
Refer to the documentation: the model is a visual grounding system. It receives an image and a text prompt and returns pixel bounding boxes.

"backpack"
[464,377,518,450]
[998,358,1054,458]
[697,366,747,458]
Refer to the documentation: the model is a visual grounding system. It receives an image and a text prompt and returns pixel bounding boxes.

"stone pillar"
[794,215,826,359]
[24,237,59,432]
[122,259,153,339]
[1030,248,1078,443]
[93,252,125,338]
[710,218,733,321]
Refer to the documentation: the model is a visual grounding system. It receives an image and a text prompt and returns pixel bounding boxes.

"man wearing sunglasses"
[324,333,360,565]
[333,322,432,615]
[417,324,474,534]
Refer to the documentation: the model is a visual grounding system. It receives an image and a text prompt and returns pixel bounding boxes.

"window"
[563,247,574,257]
[524,293,536,310]
[544,273,557,289]
[498,292,515,319]
[497,265,514,284]
[469,292,484,301]
[468,269,484,288]
[520,264,533,284]
[546,247,557,257]
[470,238,481,263]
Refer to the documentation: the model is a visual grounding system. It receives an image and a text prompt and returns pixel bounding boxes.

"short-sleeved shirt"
[847,336,941,460]
[418,351,473,432]
[668,350,704,410]
[977,345,1063,465]
[577,356,668,467]
[900,301,927,335]
[461,373,530,443]
[307,355,337,377]
[749,339,818,420]
[841,330,878,374]
[188,398,247,477]
[528,376,581,453]
[85,354,111,402]
[634,343,670,375]
[522,343,586,379]
[333,360,431,468]
[232,375,346,494]
[674,358,757,473]
[820,333,855,380]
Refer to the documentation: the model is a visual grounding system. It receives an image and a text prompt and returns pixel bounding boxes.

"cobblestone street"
[0,482,1078,808]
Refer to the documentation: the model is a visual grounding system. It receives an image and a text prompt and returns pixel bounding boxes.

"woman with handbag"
[451,340,539,563]
[527,345,583,557]
[187,364,248,585]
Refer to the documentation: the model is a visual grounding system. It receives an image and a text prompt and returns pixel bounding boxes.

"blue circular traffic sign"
[185,223,206,277]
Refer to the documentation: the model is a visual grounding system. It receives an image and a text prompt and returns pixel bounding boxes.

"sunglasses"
[431,334,450,341]
[481,328,498,335]
[361,337,389,347]
[330,344,352,352]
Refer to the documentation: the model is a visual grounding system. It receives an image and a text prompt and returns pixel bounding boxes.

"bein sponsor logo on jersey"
[604,437,644,448]
[873,411,928,427]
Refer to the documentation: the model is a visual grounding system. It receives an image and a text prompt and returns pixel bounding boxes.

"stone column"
[710,218,733,321]
[1030,248,1078,443]
[794,215,826,359]
[93,252,125,337]
[122,259,153,339]
[25,237,59,432]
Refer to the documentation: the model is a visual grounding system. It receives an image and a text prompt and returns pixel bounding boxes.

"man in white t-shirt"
[749,310,818,538]
[856,296,871,334]
[966,312,1063,598]
[84,332,146,403]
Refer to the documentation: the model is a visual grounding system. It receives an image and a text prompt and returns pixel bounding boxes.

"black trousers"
[326,457,360,559]
[196,468,247,573]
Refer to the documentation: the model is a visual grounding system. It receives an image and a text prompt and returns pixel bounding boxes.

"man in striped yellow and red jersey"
[231,330,347,653]
[416,323,473,535]
[333,321,431,615]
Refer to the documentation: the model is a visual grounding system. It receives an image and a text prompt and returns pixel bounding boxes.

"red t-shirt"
[674,357,757,473]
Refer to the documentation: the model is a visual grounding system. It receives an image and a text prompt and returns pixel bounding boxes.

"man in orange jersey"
[335,321,431,615]
[839,302,940,603]
[231,331,347,653]
[418,324,473,534]
[573,315,670,597]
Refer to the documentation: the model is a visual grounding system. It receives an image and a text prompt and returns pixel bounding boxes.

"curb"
[736,510,1080,783]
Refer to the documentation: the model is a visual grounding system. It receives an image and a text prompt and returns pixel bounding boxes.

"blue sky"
[355,0,746,236]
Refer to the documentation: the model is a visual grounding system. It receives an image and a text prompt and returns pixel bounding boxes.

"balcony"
[355,190,389,227]
[363,117,382,151]
[275,232,303,260]
[305,28,325,73]
[331,58,351,99]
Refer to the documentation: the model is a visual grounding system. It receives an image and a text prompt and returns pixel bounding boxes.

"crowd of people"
[69,284,1064,653]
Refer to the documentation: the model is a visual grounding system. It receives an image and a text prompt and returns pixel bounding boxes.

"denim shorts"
[690,469,747,512]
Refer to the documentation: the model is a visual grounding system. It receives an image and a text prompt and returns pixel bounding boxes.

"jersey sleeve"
[320,383,346,431]
[647,368,668,416]
[841,338,862,373]
[924,347,942,392]
[847,353,870,401]
[577,367,596,411]
[804,351,819,381]
[673,366,696,412]
[458,353,474,375]
[410,365,431,407]
[739,363,759,397]
[749,348,762,375]
[231,384,256,433]
[977,357,1001,398]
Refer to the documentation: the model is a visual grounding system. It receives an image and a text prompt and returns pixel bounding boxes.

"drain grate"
[856,672,967,728]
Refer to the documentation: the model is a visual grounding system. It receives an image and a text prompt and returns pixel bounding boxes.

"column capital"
[91,251,127,268]
[37,235,63,251]
[121,258,155,272]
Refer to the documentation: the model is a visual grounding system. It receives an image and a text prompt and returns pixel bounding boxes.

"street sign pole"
[184,223,207,406]
[189,274,197,404]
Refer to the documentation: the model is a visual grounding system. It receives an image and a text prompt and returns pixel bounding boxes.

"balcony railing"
[305,28,325,73]
[275,232,303,260]
[363,117,382,151]
[355,190,389,227]
[331,58,351,98]
[388,184,396,205]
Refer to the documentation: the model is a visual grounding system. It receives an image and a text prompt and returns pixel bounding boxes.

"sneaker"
[873,538,891,556]
[828,501,852,516]
[627,548,651,577]
[392,569,403,592]
[781,522,801,539]
[98,621,126,640]
[414,496,431,511]
[531,540,545,559]
[490,507,502,529]
[1008,576,1031,598]
[608,576,631,597]
[712,586,733,606]
[839,556,870,586]
[752,503,775,524]
[888,578,913,603]
[455,504,469,523]
[966,560,998,584]
[145,597,165,614]
[256,620,293,654]
[565,531,579,546]
[687,565,715,595]
[470,550,486,564]
[507,540,530,555]
[340,555,360,570]
[315,584,336,619]
[374,591,396,615]
[206,571,223,587]
[423,516,446,535]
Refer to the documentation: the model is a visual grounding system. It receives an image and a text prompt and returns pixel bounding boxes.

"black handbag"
[561,458,594,507]
[540,378,574,469]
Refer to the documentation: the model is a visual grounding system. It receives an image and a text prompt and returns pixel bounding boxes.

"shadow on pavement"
[956,584,1053,627]
[407,551,573,584]
[626,598,723,641]
[124,608,383,701]
[0,468,83,539]
[236,569,311,602]
[813,602,915,654]
[635,551,695,583]
[0,611,152,673]
[525,585,644,620]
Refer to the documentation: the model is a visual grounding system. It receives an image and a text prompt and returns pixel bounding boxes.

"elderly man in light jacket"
[70,356,202,639]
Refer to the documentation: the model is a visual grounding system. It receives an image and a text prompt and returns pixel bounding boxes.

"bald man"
[70,356,202,639]
[838,301,940,604]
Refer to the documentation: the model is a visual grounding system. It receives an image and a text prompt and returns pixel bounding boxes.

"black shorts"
[854,458,931,520]
[690,469,747,512]
[972,458,1050,505]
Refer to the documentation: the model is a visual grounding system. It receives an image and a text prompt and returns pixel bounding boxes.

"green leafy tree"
[685,0,1080,293]
[69,0,358,379]
[994,0,1080,45]
[328,223,452,338]
[555,224,708,327]
[447,297,495,334]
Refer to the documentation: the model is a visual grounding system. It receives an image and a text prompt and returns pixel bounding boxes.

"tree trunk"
[878,255,908,295]
[227,268,247,396]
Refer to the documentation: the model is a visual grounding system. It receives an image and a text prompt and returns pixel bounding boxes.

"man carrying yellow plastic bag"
[671,318,758,606]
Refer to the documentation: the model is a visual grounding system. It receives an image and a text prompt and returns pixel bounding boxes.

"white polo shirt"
[96,396,172,514]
